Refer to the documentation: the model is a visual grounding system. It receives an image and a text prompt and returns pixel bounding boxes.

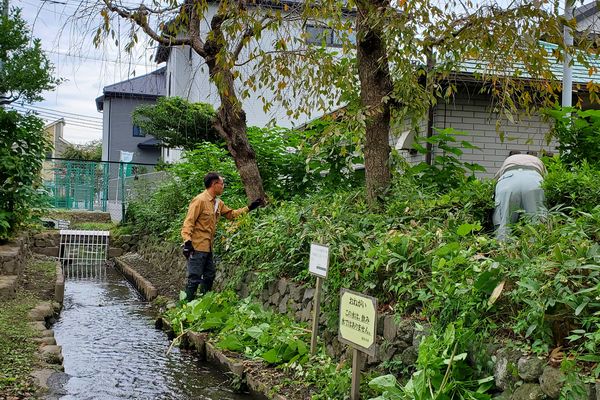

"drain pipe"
[562,0,573,108]
[425,47,435,165]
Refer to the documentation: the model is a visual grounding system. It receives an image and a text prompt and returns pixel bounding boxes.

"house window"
[306,24,356,47]
[132,125,145,137]
[306,25,333,46]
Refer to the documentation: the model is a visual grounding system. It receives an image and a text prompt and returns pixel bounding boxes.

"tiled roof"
[457,41,600,85]
[575,1,599,23]
[103,67,166,97]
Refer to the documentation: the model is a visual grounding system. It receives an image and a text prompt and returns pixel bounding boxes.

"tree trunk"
[215,81,265,202]
[356,0,393,206]
[204,16,265,202]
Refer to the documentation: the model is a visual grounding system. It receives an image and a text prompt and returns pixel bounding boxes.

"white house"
[154,1,355,162]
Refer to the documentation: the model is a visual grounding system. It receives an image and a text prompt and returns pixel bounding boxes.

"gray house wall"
[398,91,557,178]
[103,96,160,165]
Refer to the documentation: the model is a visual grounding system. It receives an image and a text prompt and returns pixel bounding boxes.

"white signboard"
[119,150,134,163]
[338,289,378,356]
[309,243,329,278]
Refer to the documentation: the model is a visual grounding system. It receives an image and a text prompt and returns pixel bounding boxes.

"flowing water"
[52,264,253,400]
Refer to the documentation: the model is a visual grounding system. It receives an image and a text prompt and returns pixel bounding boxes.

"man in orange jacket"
[181,172,263,301]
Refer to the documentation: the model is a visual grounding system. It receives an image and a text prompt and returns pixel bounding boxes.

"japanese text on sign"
[309,244,329,278]
[338,289,377,356]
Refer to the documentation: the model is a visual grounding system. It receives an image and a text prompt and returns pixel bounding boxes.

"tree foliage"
[132,97,219,150]
[61,140,102,161]
[85,0,600,204]
[0,7,57,240]
[0,8,59,105]
[258,0,594,203]
[0,109,50,240]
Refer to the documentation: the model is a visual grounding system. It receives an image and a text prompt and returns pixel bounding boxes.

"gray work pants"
[493,169,546,240]
[185,251,215,301]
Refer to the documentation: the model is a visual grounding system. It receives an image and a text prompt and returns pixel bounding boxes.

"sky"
[11,0,164,144]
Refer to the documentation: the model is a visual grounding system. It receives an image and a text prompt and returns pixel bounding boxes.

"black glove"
[248,198,263,211]
[182,240,194,259]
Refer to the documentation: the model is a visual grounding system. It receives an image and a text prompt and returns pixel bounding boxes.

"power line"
[8,106,103,130]
[10,104,103,126]
[43,48,158,67]
[16,103,102,121]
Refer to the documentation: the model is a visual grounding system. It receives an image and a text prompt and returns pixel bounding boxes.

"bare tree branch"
[102,0,191,48]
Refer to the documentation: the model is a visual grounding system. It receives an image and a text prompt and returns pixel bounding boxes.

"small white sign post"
[309,243,329,354]
[338,289,378,400]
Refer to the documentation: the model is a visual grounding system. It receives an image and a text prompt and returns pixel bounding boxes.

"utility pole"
[562,0,574,108]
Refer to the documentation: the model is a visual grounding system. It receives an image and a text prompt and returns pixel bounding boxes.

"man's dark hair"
[204,172,221,188]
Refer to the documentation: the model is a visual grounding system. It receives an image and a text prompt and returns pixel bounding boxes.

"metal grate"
[59,230,110,279]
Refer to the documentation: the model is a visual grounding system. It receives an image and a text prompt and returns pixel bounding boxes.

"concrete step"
[0,275,18,299]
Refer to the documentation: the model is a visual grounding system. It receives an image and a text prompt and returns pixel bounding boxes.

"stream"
[52,264,254,400]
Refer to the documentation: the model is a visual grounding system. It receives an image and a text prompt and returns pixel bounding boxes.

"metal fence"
[42,158,165,222]
[59,229,109,280]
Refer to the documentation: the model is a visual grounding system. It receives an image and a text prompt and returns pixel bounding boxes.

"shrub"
[543,107,600,166]
[125,142,245,239]
[0,110,50,241]
[543,158,600,212]
[246,126,308,199]
[408,127,486,193]
[215,173,600,364]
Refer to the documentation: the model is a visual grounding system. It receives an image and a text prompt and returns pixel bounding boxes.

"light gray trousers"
[493,169,546,240]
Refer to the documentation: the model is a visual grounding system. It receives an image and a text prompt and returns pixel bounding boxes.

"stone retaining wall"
[109,234,141,255]
[0,236,27,276]
[31,232,60,258]
[0,236,28,300]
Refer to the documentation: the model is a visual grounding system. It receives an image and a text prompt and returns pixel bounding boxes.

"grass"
[0,294,39,398]
[0,259,57,399]
[69,222,116,231]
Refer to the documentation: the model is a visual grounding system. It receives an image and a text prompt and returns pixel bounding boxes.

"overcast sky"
[12,0,163,144]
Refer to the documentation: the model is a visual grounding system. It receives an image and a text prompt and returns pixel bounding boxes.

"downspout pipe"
[562,0,573,108]
[425,47,435,165]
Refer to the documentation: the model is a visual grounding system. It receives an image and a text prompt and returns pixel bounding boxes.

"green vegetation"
[132,97,219,150]
[0,295,38,397]
[0,259,56,398]
[368,324,494,400]
[133,113,600,397]
[125,122,362,240]
[544,107,600,167]
[69,222,116,231]
[1,7,58,241]
[165,291,360,398]
[61,140,102,161]
[0,109,51,241]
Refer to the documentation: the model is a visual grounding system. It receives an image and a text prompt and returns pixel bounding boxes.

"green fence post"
[101,162,108,212]
[120,162,126,223]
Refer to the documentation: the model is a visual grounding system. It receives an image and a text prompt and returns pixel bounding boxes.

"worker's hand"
[248,198,264,211]
[182,240,194,259]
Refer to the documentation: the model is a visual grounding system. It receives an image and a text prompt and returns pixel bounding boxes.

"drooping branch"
[102,0,193,49]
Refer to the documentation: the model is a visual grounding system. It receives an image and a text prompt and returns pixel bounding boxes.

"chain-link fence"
[42,158,166,222]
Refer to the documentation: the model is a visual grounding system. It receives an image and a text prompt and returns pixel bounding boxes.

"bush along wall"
[128,169,600,398]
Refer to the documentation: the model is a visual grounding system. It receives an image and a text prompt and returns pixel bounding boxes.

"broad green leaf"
[435,242,460,256]
[219,335,245,352]
[261,348,280,364]
[368,374,398,391]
